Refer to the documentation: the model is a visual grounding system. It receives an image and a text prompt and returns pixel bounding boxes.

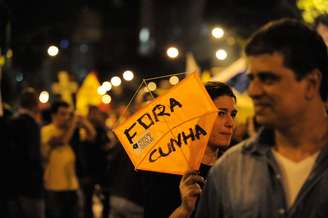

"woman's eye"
[231,111,237,119]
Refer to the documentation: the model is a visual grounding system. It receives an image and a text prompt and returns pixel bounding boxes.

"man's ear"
[304,69,322,100]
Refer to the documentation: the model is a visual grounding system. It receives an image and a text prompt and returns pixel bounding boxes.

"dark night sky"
[0,0,301,103]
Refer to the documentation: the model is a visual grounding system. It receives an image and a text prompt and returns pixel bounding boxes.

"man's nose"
[248,78,264,99]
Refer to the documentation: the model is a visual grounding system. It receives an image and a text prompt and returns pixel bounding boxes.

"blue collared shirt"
[195,128,328,218]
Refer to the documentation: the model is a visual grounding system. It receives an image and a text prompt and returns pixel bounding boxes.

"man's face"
[208,95,237,147]
[317,23,328,46]
[247,53,307,128]
[52,106,71,128]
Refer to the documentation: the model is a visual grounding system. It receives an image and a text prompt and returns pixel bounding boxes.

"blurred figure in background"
[313,14,328,112]
[106,105,145,218]
[41,100,95,218]
[0,103,13,218]
[8,87,45,218]
[314,14,328,46]
[82,105,112,218]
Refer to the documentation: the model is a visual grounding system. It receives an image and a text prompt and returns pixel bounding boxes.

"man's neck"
[274,111,328,162]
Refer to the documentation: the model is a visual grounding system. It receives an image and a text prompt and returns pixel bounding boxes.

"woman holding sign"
[143,82,237,218]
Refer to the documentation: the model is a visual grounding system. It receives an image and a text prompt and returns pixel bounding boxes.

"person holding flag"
[144,81,238,218]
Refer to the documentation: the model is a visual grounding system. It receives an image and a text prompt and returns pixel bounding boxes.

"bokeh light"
[147,82,157,91]
[111,76,122,87]
[97,86,107,95]
[169,76,179,85]
[123,70,134,81]
[39,91,49,103]
[102,81,112,91]
[102,94,112,104]
[47,45,59,56]
[211,27,224,39]
[215,49,228,60]
[166,46,179,59]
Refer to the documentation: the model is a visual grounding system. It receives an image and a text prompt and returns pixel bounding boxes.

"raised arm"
[169,171,205,218]
[77,114,96,141]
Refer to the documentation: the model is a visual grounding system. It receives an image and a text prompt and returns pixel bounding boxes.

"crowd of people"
[0,89,116,218]
[1,15,328,218]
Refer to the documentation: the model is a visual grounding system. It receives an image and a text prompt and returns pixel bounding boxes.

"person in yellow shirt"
[41,100,95,218]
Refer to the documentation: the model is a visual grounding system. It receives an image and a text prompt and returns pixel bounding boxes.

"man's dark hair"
[50,100,70,115]
[314,14,328,29]
[20,87,38,110]
[205,81,236,102]
[245,18,328,101]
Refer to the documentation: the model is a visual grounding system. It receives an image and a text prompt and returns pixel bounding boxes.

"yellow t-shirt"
[41,124,79,191]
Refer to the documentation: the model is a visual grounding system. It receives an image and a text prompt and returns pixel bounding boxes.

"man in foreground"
[195,18,328,218]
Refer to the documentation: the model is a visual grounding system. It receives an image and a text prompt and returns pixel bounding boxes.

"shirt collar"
[243,127,328,165]
[242,127,275,156]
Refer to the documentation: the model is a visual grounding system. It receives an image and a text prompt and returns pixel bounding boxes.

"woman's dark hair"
[205,81,236,102]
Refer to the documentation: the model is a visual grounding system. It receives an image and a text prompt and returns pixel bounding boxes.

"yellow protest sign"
[114,73,218,175]
[52,71,78,105]
[76,73,102,116]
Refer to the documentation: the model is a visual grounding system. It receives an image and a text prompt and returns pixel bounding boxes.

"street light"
[39,91,49,103]
[211,27,225,39]
[215,49,228,60]
[139,28,150,42]
[123,70,134,81]
[97,86,107,95]
[47,45,59,57]
[102,94,112,104]
[166,46,179,59]
[111,76,122,87]
[169,76,179,85]
[102,81,112,91]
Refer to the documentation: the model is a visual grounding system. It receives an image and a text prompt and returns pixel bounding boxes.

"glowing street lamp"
[102,81,112,91]
[215,49,228,60]
[97,86,107,95]
[123,70,134,81]
[211,27,224,39]
[39,91,49,103]
[166,46,179,59]
[111,76,122,87]
[47,45,59,57]
[139,28,150,42]
[102,94,112,104]
[169,76,179,85]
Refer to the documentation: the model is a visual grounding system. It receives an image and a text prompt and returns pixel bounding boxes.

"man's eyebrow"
[247,71,274,75]
[257,71,276,75]
[247,71,279,79]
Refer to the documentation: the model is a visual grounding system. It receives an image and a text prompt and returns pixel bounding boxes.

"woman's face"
[208,95,237,147]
